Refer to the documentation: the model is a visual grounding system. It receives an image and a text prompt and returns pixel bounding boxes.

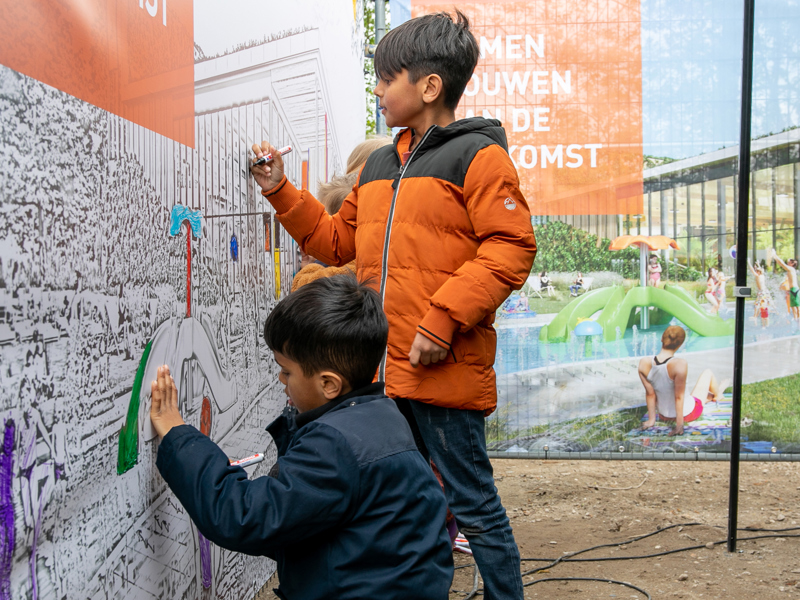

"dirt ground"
[257,459,800,599]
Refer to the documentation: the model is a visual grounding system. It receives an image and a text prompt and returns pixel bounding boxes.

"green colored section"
[539,287,617,342]
[117,340,153,475]
[540,285,735,343]
[596,284,734,341]
[742,373,800,443]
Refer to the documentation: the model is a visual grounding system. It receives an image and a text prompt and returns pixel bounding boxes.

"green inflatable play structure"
[539,284,735,343]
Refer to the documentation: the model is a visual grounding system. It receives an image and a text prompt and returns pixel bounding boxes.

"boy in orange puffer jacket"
[251,11,535,599]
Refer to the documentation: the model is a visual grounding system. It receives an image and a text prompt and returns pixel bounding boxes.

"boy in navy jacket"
[150,275,453,600]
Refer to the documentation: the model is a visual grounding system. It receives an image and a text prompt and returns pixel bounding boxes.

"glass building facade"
[639,129,799,274]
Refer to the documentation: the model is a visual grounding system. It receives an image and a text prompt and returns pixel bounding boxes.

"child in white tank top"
[638,326,730,436]
[646,356,696,420]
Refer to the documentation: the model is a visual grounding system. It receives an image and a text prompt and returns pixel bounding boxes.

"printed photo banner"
[0,0,195,147]
[411,0,643,215]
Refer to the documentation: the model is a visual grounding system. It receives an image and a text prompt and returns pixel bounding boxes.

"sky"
[642,0,800,159]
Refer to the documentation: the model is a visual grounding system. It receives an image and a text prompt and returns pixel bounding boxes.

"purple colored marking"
[198,531,212,589]
[0,420,15,600]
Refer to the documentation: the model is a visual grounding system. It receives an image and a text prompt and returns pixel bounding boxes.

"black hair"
[263,274,388,389]
[374,10,479,110]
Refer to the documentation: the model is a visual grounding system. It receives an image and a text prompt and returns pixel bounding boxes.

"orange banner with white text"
[0,0,194,147]
[412,0,643,215]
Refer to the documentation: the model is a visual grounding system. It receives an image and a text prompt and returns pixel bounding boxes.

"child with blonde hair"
[345,136,392,174]
[292,137,391,291]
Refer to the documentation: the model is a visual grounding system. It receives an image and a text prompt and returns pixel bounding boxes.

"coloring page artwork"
[0,65,288,600]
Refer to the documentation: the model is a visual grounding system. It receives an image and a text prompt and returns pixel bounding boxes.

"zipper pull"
[391,165,404,190]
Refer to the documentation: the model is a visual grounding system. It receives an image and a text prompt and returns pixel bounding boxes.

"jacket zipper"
[378,127,436,381]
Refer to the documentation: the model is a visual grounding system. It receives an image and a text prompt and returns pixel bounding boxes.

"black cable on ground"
[737,525,800,532]
[450,522,799,598]
[461,565,479,600]
[524,577,651,599]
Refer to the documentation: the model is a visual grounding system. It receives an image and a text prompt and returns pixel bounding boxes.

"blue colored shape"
[230,234,238,262]
[574,320,603,337]
[741,441,776,454]
[169,205,203,238]
[390,0,411,27]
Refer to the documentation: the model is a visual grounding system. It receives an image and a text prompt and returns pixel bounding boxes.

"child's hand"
[250,141,285,193]
[150,365,186,440]
[409,333,448,368]
[669,424,684,437]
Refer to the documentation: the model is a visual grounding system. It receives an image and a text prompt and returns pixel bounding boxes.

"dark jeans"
[395,398,524,600]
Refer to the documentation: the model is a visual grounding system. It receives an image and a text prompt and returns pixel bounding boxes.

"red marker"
[228,453,265,468]
[253,145,293,166]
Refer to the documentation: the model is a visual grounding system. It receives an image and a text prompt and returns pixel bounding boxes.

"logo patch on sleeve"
[504,198,517,210]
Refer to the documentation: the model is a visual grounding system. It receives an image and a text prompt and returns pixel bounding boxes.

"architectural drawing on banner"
[0,18,349,599]
[118,204,241,477]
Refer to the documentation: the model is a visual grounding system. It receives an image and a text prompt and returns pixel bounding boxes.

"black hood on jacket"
[429,117,508,149]
[359,117,510,189]
[397,117,509,160]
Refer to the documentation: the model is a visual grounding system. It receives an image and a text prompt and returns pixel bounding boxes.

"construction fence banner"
[0,1,364,598]
[409,0,800,459]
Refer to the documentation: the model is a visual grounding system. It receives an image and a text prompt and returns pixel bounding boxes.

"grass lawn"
[741,373,800,443]
[526,293,573,315]
[488,374,800,447]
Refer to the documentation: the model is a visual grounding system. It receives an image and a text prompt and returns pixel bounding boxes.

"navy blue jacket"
[156,383,454,600]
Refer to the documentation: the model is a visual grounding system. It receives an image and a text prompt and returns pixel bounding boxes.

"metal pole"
[728,0,756,554]
[718,179,726,270]
[375,0,387,135]
[701,181,707,274]
[640,244,649,329]
[794,163,800,262]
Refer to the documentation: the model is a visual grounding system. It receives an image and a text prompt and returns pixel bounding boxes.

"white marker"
[253,145,292,166]
[228,453,265,468]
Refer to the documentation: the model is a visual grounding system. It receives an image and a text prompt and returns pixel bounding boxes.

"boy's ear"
[318,371,346,400]
[419,73,445,106]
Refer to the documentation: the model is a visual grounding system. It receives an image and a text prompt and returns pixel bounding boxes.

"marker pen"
[253,145,293,166]
[228,453,265,468]
[273,219,283,300]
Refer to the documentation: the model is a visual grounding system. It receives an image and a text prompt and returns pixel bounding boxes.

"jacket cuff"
[156,424,200,473]
[260,176,299,214]
[417,306,459,348]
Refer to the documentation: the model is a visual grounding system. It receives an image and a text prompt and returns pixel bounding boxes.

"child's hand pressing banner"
[150,365,186,439]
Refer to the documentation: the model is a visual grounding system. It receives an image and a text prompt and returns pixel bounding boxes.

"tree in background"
[534,221,705,282]
[363,0,390,136]
[363,0,376,135]
[533,221,636,274]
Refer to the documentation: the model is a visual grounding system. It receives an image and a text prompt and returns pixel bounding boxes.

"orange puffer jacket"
[265,118,536,413]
